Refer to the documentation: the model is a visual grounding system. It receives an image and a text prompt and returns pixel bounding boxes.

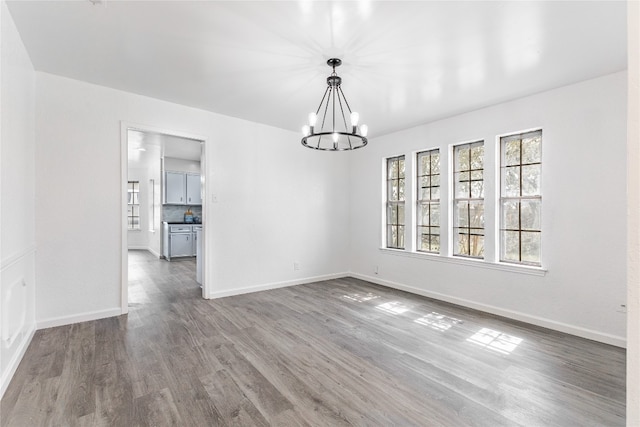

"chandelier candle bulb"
[308,112,317,127]
[300,58,368,151]
[350,111,359,126]
[360,124,368,137]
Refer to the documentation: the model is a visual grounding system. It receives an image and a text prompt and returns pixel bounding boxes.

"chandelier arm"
[335,89,353,149]
[332,87,336,134]
[315,86,330,116]
[338,87,353,114]
[336,89,350,133]
[319,88,331,134]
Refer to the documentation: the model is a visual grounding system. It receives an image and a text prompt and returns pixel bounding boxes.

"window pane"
[469,234,484,258]
[503,139,521,166]
[431,186,440,201]
[388,159,398,179]
[418,154,428,176]
[132,205,140,217]
[456,177,470,198]
[520,199,541,230]
[521,164,541,196]
[470,145,484,169]
[522,136,541,164]
[502,200,519,230]
[431,174,440,187]
[388,226,396,248]
[456,232,469,256]
[419,232,430,251]
[431,234,440,252]
[399,158,405,178]
[502,167,520,197]
[469,201,484,228]
[388,204,397,225]
[389,181,398,201]
[471,180,484,199]
[398,179,405,201]
[431,153,440,174]
[502,230,520,262]
[430,204,440,226]
[456,147,470,171]
[456,201,469,227]
[397,204,405,226]
[418,203,427,226]
[397,226,405,248]
[521,231,541,263]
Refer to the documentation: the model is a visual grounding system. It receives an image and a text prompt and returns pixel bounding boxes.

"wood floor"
[1,250,626,426]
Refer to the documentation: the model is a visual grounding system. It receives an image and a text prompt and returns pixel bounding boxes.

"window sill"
[379,247,547,276]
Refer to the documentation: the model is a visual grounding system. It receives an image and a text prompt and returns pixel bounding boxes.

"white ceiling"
[7,1,627,138]
[127,130,202,168]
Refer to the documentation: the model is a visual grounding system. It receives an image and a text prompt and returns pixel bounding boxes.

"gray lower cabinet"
[163,223,196,260]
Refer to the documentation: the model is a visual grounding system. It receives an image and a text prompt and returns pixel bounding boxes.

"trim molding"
[37,307,122,330]
[1,245,36,272]
[0,324,35,400]
[208,272,349,299]
[146,247,162,259]
[350,272,626,348]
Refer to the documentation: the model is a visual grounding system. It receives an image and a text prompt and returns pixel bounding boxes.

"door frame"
[120,121,209,314]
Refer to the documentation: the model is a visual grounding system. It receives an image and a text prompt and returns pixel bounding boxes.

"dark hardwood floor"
[1,250,626,426]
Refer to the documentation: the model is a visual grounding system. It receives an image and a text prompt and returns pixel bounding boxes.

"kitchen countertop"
[163,221,203,225]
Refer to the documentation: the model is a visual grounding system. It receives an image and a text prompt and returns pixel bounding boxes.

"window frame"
[416,148,441,253]
[386,155,406,249]
[451,140,485,259]
[127,180,141,231]
[498,130,542,266]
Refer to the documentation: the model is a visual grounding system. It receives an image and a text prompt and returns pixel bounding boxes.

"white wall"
[164,157,200,174]
[627,0,640,422]
[348,72,628,346]
[0,0,36,397]
[35,71,350,326]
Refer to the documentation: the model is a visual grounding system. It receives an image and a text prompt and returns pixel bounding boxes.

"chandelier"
[301,58,368,151]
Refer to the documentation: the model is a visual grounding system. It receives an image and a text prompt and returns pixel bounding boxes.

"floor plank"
[0,250,626,426]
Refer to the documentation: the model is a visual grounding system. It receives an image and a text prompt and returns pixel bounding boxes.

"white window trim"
[378,247,547,276]
[494,128,543,267]
[449,139,485,259]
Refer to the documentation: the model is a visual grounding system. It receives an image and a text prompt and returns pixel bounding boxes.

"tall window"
[127,181,140,230]
[417,149,440,253]
[453,141,484,258]
[386,155,405,249]
[500,130,542,265]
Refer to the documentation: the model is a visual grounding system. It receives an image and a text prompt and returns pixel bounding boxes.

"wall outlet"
[616,304,627,313]
[374,265,379,275]
[293,262,300,271]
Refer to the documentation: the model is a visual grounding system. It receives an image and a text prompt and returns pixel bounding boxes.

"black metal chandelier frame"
[301,58,368,151]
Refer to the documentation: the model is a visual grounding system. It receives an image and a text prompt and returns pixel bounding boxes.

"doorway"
[121,123,208,314]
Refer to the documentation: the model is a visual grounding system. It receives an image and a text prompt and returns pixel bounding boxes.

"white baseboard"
[0,324,36,400]
[127,245,148,251]
[146,247,161,258]
[207,272,349,299]
[37,307,122,330]
[350,272,627,348]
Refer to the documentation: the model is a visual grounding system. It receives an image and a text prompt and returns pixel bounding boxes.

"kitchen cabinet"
[164,171,201,205]
[165,171,186,204]
[170,233,192,258]
[163,223,196,260]
[186,173,202,205]
[192,225,202,256]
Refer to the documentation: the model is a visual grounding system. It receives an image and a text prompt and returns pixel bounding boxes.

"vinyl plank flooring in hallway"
[1,250,626,426]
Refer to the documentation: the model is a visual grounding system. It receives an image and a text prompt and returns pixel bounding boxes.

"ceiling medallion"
[301,58,368,151]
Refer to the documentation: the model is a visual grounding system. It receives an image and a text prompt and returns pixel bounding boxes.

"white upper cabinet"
[186,173,202,205]
[164,171,186,204]
[164,171,202,205]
